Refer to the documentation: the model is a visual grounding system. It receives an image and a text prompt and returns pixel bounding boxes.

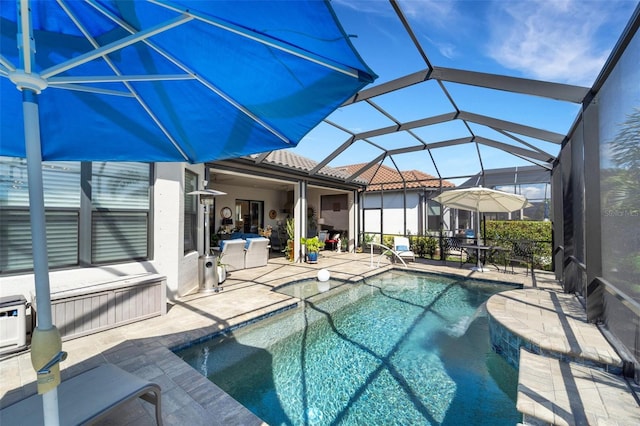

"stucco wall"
[0,163,205,305]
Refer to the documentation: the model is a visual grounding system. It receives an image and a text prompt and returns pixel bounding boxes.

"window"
[0,157,151,273]
[91,162,150,263]
[184,170,198,253]
[235,199,263,233]
[427,199,441,230]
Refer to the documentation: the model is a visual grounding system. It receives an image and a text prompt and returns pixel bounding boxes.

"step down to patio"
[517,349,640,426]
[487,288,623,374]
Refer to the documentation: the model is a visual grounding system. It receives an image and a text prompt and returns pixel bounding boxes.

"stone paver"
[487,288,623,372]
[486,276,640,425]
[4,251,622,425]
[518,350,640,426]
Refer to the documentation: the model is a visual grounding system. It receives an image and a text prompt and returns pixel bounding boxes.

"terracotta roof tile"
[247,150,368,183]
[337,163,455,191]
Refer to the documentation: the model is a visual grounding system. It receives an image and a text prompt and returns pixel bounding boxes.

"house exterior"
[337,163,455,241]
[0,151,366,339]
[458,165,551,221]
[1,161,205,329]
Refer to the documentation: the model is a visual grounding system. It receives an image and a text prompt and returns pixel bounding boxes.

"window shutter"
[92,212,148,263]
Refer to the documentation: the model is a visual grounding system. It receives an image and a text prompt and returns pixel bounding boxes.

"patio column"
[294,181,307,262]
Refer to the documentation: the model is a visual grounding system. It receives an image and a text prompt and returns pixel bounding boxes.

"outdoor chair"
[269,227,286,252]
[393,236,415,263]
[325,232,341,251]
[244,237,270,269]
[443,236,466,267]
[318,230,328,249]
[219,239,246,271]
[508,239,535,275]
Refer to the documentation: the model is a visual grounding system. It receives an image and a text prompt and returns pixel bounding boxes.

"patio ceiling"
[245,0,611,189]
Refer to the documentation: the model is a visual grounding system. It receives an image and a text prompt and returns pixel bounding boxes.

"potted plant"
[285,217,295,261]
[217,253,226,283]
[301,236,324,263]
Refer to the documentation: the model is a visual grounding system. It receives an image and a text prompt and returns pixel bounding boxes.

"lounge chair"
[0,363,162,425]
[393,236,415,262]
[244,237,270,268]
[219,239,246,271]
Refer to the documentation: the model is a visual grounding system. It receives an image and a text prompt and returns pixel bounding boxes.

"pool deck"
[1,251,637,425]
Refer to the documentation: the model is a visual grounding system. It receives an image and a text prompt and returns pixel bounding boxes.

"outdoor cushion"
[393,236,415,262]
[244,237,270,269]
[230,232,261,240]
[219,238,243,250]
[245,237,269,249]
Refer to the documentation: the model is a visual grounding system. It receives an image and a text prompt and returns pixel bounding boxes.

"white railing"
[367,242,408,268]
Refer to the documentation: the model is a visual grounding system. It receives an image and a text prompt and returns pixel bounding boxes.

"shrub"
[484,220,553,270]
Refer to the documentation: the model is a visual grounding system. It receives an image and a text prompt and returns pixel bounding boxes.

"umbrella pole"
[23,90,62,426]
[474,209,484,272]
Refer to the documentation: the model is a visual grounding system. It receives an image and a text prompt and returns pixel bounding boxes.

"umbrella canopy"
[187,189,226,197]
[0,1,375,423]
[432,186,530,213]
[1,0,376,163]
[433,187,530,272]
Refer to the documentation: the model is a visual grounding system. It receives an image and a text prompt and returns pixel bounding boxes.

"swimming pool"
[177,271,522,425]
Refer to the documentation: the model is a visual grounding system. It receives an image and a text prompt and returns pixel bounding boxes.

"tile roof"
[247,150,368,183]
[336,163,455,191]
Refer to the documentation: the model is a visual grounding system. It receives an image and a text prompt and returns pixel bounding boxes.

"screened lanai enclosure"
[0,0,638,393]
[227,2,640,382]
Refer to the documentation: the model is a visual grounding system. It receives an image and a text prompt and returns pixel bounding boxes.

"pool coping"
[485,286,640,425]
[487,288,624,373]
[4,253,633,424]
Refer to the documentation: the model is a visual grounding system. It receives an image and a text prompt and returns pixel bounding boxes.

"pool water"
[177,271,521,425]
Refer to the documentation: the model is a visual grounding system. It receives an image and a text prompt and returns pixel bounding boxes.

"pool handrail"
[367,242,408,268]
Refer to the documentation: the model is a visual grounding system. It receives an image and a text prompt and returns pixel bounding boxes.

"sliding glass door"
[235,199,264,233]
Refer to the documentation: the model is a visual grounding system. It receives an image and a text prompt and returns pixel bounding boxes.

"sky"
[289,0,638,185]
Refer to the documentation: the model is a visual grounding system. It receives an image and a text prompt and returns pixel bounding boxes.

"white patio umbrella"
[433,186,531,271]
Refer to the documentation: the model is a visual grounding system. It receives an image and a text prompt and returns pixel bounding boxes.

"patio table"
[460,244,509,271]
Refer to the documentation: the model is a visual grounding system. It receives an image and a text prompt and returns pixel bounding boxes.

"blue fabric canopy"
[1,0,376,163]
[0,2,375,423]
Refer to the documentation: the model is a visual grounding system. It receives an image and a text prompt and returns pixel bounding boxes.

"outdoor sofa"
[218,237,270,271]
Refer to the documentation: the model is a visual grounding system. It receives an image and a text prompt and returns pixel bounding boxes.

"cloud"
[332,0,395,18]
[423,36,457,59]
[400,0,457,22]
[400,0,466,59]
[520,184,548,200]
[485,0,620,85]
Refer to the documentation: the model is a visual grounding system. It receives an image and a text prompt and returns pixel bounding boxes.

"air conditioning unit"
[0,295,27,355]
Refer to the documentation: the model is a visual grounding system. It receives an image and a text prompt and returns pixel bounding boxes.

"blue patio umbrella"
[0,1,375,423]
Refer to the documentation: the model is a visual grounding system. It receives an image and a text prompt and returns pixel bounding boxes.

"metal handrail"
[565,255,587,271]
[597,277,640,316]
[367,242,408,268]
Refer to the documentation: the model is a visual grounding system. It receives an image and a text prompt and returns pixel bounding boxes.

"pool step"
[517,349,640,425]
[487,288,623,374]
